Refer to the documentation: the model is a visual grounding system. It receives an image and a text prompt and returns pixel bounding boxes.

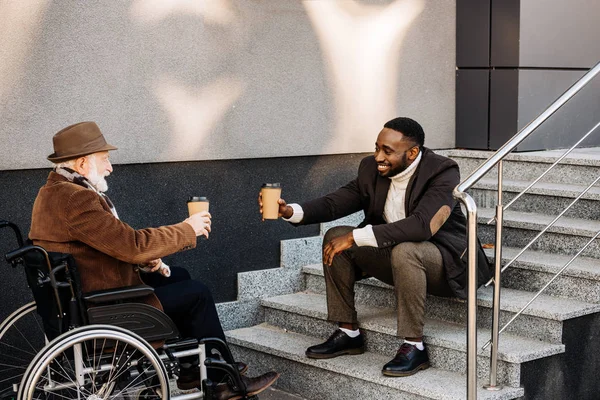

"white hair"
[52,154,109,193]
[52,159,78,169]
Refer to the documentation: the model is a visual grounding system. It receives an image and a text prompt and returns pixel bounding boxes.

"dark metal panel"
[516,70,600,151]
[456,0,491,67]
[489,69,519,149]
[456,69,490,149]
[519,0,600,68]
[491,0,520,67]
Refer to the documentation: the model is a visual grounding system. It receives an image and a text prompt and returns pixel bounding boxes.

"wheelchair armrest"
[83,284,155,304]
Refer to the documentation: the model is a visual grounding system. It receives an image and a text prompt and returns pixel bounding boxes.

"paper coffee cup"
[187,196,209,216]
[261,183,281,220]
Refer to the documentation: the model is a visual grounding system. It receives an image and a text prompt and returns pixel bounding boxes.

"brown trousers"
[323,226,454,338]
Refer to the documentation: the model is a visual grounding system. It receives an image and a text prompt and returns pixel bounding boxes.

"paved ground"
[260,387,306,400]
[171,381,306,399]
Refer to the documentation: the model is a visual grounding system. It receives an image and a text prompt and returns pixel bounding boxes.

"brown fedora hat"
[47,121,118,162]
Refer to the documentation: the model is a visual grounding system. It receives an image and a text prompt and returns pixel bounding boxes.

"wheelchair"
[0,220,254,400]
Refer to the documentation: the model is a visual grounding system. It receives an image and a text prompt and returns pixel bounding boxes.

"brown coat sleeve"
[64,189,196,264]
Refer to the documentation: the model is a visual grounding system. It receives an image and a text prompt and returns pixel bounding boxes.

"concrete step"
[443,149,600,187]
[227,323,525,400]
[302,264,600,343]
[280,236,323,270]
[478,208,600,259]
[485,247,600,304]
[260,292,563,387]
[469,178,600,220]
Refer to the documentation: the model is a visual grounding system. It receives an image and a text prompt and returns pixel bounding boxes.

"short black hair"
[383,117,425,148]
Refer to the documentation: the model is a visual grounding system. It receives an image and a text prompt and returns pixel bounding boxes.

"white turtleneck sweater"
[285,151,422,247]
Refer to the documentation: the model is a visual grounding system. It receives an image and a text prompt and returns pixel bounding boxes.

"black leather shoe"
[382,343,430,377]
[214,371,280,400]
[305,329,364,359]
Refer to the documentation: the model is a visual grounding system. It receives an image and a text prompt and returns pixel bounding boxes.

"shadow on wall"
[304,0,425,153]
[0,0,437,170]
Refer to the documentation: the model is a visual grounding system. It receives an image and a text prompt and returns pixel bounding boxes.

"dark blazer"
[298,147,491,298]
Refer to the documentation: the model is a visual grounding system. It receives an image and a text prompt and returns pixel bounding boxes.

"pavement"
[260,387,307,400]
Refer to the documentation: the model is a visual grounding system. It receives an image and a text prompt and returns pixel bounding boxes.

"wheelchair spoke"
[85,336,99,395]
[25,331,169,400]
[12,324,38,354]
[113,367,158,398]
[0,361,29,370]
[110,362,160,399]
[0,371,28,385]
[0,340,39,358]
[0,302,46,397]
[109,345,140,382]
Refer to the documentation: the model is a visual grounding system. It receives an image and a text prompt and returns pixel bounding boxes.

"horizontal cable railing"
[453,60,600,400]
[483,229,600,350]
[485,172,600,287]
[485,121,600,225]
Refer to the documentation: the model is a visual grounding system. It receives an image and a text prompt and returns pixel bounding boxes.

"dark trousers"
[324,226,454,338]
[141,266,226,344]
[142,267,233,383]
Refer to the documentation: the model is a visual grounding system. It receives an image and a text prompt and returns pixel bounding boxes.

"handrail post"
[484,161,503,391]
[453,189,478,400]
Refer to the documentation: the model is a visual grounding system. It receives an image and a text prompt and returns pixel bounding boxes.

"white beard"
[86,157,109,193]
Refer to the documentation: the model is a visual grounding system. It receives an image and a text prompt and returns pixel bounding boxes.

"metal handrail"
[453,60,600,400]
[482,229,600,350]
[485,173,600,287]
[485,121,600,225]
[457,61,600,194]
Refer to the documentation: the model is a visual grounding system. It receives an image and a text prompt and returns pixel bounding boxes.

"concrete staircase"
[218,149,600,400]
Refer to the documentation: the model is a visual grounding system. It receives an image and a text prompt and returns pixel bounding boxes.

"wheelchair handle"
[0,220,24,247]
[5,244,45,265]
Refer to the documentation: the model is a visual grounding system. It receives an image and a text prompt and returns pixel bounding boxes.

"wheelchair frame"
[1,220,250,400]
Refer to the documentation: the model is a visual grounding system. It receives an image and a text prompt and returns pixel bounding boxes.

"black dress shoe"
[382,343,430,377]
[306,329,365,359]
[214,371,280,400]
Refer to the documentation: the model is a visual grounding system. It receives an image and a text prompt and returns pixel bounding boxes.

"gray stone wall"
[0,0,456,171]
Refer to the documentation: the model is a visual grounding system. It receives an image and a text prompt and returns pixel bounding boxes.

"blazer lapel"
[372,174,391,218]
[404,150,425,215]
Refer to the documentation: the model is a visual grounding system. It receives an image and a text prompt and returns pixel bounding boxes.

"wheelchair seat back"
[22,248,85,341]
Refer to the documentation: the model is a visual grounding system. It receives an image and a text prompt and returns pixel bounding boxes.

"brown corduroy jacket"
[29,171,197,309]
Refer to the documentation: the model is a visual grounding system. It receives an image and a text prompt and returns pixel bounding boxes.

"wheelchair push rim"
[18,325,170,400]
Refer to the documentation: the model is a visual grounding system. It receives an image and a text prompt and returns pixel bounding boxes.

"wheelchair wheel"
[0,302,47,400]
[18,325,169,400]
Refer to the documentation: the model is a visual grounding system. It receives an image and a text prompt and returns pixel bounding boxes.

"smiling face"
[374,127,420,177]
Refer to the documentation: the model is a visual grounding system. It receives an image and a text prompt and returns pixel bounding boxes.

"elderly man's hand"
[323,232,355,266]
[184,211,212,238]
[141,258,163,272]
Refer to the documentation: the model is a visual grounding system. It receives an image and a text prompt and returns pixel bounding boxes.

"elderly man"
[30,121,278,399]
[259,117,491,377]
